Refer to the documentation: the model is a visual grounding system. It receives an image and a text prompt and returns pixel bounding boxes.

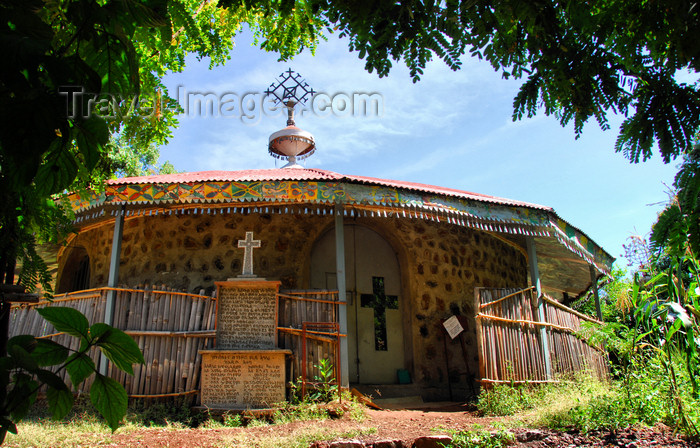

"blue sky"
[159,30,683,268]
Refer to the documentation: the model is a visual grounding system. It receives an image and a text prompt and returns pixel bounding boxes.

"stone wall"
[60,212,334,293]
[59,210,527,400]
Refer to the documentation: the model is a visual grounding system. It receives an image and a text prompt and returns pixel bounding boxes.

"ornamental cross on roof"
[264,68,316,106]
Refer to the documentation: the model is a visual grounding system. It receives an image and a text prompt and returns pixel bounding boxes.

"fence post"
[100,205,125,375]
[589,264,603,321]
[334,206,349,387]
[526,236,552,380]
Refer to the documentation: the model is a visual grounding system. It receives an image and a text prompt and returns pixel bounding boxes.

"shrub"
[477,383,543,416]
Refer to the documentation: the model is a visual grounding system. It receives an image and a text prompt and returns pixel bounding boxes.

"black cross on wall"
[360,276,398,351]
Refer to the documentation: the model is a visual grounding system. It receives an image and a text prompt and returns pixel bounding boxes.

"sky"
[159,30,684,269]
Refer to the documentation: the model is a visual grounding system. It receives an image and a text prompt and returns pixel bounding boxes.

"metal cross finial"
[237,231,261,277]
[264,68,316,107]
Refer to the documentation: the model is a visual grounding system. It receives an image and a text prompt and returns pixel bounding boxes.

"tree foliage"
[651,135,700,260]
[0,0,326,293]
[314,0,700,163]
[0,0,323,437]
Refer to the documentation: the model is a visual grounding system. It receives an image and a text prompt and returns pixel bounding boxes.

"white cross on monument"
[237,231,261,277]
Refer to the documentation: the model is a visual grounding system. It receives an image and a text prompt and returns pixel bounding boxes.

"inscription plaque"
[200,350,290,408]
[215,281,280,350]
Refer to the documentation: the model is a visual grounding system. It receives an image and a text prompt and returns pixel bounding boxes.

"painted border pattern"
[67,180,614,271]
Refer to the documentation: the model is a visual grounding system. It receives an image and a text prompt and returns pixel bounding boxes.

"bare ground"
[89,404,699,448]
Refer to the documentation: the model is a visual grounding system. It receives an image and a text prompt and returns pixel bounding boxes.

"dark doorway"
[57,247,90,293]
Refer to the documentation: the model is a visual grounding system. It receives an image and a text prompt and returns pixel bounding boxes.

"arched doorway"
[56,246,90,294]
[310,225,404,384]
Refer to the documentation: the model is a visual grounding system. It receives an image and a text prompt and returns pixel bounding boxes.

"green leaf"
[35,369,68,391]
[81,30,139,95]
[635,330,653,343]
[90,373,127,432]
[7,373,38,422]
[75,116,109,171]
[65,353,95,388]
[46,386,74,420]
[38,307,89,339]
[7,335,37,354]
[7,345,38,372]
[37,368,75,419]
[90,323,144,375]
[33,138,79,197]
[1,420,17,435]
[666,318,683,342]
[32,339,69,367]
[0,416,17,436]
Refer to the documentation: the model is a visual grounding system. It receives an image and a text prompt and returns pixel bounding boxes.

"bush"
[540,392,634,432]
[477,383,543,416]
[288,358,339,405]
[530,359,700,435]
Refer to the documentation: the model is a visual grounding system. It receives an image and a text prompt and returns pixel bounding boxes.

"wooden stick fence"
[474,287,608,385]
[277,290,344,383]
[10,285,217,401]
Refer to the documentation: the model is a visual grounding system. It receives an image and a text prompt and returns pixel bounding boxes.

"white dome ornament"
[264,69,316,169]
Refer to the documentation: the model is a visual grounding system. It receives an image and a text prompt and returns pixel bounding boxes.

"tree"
[651,134,700,261]
[4,0,700,296]
[0,0,325,293]
[315,0,700,163]
[0,0,324,436]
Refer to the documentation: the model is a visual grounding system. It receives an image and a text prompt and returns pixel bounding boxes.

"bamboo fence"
[276,290,343,383]
[10,286,216,401]
[474,287,607,385]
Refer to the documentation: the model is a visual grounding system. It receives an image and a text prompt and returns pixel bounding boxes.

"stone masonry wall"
[61,212,334,294]
[60,211,527,400]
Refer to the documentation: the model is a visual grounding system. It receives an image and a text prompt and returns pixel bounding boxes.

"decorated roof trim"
[67,172,614,274]
[100,169,549,210]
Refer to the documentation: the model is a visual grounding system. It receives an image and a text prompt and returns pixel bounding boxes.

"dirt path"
[96,406,696,447]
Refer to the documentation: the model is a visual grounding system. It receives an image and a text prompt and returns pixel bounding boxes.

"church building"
[13,71,613,405]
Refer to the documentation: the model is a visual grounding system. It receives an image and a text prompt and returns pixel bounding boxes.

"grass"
[6,418,378,448]
[5,395,369,448]
[5,418,116,447]
[443,425,515,448]
[477,372,612,420]
[475,367,700,439]
[216,427,377,448]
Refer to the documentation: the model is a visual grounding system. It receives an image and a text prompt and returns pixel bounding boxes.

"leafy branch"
[0,307,144,443]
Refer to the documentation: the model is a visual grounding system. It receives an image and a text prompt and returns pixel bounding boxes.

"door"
[310,225,404,384]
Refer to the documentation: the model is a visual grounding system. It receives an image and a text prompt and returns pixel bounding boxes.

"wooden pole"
[442,334,453,401]
[334,205,349,387]
[526,236,551,380]
[589,264,603,321]
[100,205,125,375]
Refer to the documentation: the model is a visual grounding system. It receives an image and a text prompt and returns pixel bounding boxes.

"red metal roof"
[108,168,343,184]
[108,168,550,210]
